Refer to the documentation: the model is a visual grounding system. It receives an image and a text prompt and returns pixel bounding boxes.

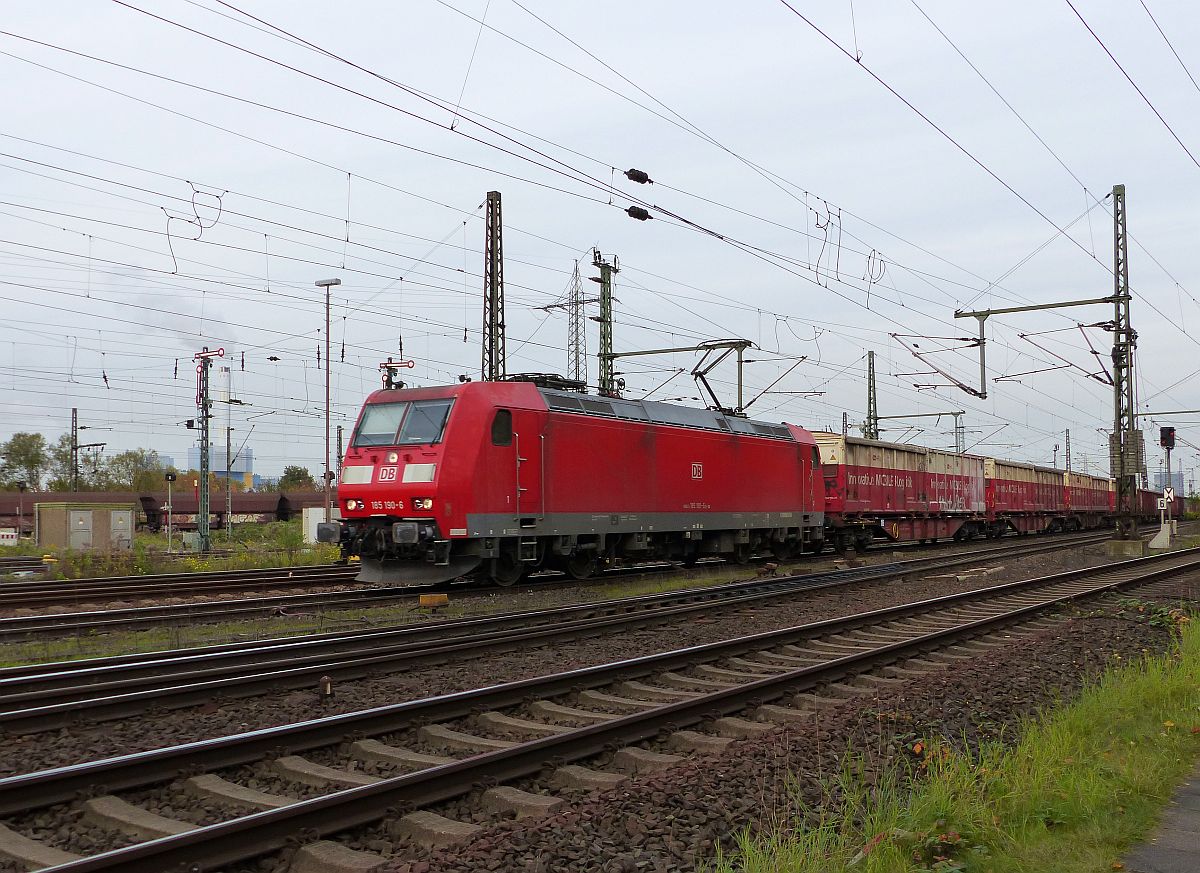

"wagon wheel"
[564,551,598,580]
[490,551,526,587]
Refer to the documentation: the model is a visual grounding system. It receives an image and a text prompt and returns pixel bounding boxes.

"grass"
[709,606,1200,873]
[0,520,339,579]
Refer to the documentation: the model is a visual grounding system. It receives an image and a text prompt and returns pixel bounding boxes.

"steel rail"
[0,535,1110,731]
[3,530,1096,677]
[30,547,1200,873]
[0,562,351,592]
[4,546,1194,824]
[0,528,1111,649]
[0,530,1116,640]
[0,567,359,607]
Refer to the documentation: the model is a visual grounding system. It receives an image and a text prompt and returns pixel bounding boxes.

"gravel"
[380,582,1197,873]
[0,544,1119,775]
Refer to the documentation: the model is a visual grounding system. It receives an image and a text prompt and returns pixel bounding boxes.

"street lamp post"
[315,278,341,523]
[164,472,177,552]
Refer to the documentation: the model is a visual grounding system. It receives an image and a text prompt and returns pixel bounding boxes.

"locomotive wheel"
[732,544,752,564]
[564,551,597,580]
[490,552,525,587]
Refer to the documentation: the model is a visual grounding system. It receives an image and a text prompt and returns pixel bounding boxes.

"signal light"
[1160,426,1176,449]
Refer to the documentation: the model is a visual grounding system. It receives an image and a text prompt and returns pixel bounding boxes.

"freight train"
[318,379,1183,585]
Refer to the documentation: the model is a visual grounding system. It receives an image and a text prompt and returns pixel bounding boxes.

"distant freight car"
[1064,472,1112,527]
[323,381,826,585]
[811,433,985,551]
[985,459,1066,534]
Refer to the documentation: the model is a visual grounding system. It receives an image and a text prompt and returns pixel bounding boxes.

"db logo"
[378,466,398,482]
[691,463,703,479]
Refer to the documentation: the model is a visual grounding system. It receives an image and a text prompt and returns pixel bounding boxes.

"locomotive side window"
[398,399,454,445]
[352,402,408,447]
[491,409,513,446]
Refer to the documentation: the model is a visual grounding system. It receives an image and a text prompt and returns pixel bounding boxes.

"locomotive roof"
[359,381,808,442]
[539,388,801,441]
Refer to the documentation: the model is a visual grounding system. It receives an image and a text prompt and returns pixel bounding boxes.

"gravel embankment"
[1,545,1120,775]
[379,581,1197,873]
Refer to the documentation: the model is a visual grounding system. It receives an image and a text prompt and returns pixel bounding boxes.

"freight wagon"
[811,433,985,551]
[985,459,1065,534]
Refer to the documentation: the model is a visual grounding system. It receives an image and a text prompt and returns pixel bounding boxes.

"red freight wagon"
[1136,489,1183,519]
[985,458,1065,534]
[1064,472,1112,529]
[324,380,825,585]
[812,433,985,550]
[927,449,987,514]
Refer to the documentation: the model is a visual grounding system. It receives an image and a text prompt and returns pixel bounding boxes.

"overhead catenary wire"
[0,5,1180,470]
[1064,0,1200,171]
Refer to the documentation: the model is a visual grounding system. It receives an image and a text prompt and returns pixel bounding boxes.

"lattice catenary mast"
[482,191,506,382]
[592,249,619,396]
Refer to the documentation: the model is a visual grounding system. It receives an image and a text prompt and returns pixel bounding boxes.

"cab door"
[484,407,542,531]
[511,408,543,529]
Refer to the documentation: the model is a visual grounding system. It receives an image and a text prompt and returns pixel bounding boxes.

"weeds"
[708,614,1200,873]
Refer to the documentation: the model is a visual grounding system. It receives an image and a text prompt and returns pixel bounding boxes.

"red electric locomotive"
[322,379,826,585]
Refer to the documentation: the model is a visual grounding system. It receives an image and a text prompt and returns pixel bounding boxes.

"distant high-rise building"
[187,445,254,481]
[1153,470,1184,493]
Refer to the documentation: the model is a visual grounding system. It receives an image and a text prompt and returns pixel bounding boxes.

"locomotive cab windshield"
[352,398,454,447]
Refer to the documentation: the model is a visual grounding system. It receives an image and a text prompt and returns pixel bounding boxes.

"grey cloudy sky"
[1,1,1198,481]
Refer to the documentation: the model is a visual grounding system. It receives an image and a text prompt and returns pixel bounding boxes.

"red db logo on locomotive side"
[691,463,703,479]
[378,466,398,482]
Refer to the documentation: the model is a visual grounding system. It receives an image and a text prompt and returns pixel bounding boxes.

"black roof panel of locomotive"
[539,389,793,440]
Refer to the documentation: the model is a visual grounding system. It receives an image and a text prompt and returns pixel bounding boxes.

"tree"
[0,433,49,490]
[102,449,165,491]
[278,465,316,491]
[45,434,75,491]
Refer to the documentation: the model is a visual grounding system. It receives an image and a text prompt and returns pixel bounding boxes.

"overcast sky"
[2,1,1199,482]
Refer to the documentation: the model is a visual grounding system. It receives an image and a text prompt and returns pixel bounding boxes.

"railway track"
[0,563,359,609]
[0,557,46,580]
[0,546,1193,873]
[0,533,1113,733]
[0,528,1117,642]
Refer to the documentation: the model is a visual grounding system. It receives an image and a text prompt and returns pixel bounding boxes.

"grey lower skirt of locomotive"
[318,513,830,587]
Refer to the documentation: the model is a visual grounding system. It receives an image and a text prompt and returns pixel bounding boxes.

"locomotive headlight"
[387,452,399,463]
[413,498,434,510]
[344,499,361,511]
